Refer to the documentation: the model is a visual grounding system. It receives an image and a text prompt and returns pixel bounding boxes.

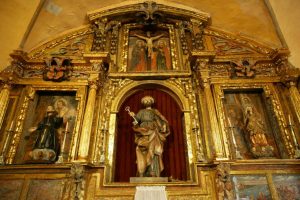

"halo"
[135,39,145,45]
[54,98,68,110]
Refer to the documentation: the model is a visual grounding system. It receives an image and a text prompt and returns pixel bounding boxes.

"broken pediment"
[8,0,287,80]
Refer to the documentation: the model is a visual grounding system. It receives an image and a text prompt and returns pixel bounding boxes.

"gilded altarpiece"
[0,1,299,200]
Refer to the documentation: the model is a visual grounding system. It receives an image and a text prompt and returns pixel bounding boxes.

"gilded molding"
[167,78,205,162]
[204,27,275,56]
[28,27,92,60]
[214,83,294,159]
[120,23,178,72]
[193,60,229,159]
[93,78,133,164]
[87,1,211,23]
[78,79,99,161]
[6,86,34,164]
[6,85,87,163]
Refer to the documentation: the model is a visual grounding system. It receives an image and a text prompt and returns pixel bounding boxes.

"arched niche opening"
[113,86,188,182]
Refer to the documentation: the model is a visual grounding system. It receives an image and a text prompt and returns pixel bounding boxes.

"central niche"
[114,87,188,182]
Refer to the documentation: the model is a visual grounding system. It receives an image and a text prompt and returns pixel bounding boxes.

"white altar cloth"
[134,186,167,200]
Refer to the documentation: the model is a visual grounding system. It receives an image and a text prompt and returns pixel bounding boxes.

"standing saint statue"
[128,96,170,177]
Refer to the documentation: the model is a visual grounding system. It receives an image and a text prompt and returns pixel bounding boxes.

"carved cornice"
[87,1,211,24]
[204,27,277,57]
[27,26,92,60]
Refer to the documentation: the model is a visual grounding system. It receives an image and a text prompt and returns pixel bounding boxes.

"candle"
[288,115,299,148]
[231,129,237,147]
[228,117,232,128]
[65,121,69,133]
[288,115,293,126]
[104,121,107,130]
[9,121,14,131]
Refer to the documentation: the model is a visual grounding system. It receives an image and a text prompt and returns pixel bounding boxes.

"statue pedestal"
[130,177,168,183]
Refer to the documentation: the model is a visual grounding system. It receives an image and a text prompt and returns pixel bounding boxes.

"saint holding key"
[125,96,170,177]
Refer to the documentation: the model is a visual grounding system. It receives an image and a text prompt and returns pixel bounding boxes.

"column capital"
[202,77,211,88]
[0,76,15,88]
[191,58,210,72]
[88,80,99,90]
[280,75,299,88]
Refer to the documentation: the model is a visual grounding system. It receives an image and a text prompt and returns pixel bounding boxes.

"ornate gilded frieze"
[87,1,211,23]
[28,28,93,60]
[204,27,275,57]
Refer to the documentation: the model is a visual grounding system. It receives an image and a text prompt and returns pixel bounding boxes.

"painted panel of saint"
[232,175,272,200]
[0,179,24,199]
[272,174,300,199]
[223,91,282,159]
[15,91,78,164]
[128,30,171,72]
[26,179,64,199]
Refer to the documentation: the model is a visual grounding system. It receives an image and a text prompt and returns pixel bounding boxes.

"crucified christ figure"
[134,31,164,58]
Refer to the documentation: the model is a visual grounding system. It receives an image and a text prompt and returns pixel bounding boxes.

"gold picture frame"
[5,85,87,164]
[214,83,294,160]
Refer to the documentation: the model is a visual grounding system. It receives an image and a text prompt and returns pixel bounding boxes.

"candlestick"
[227,117,243,159]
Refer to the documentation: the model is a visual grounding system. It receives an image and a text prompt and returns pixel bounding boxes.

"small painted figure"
[28,105,63,162]
[243,106,274,158]
[152,40,171,70]
[128,96,170,177]
[130,40,147,71]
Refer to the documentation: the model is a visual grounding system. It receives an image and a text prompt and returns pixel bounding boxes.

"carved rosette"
[216,163,234,200]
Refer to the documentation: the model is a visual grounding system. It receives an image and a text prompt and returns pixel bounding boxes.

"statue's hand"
[28,127,37,133]
[129,112,135,117]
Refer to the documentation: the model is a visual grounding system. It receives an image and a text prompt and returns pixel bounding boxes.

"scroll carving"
[216,163,234,200]
[191,20,205,51]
